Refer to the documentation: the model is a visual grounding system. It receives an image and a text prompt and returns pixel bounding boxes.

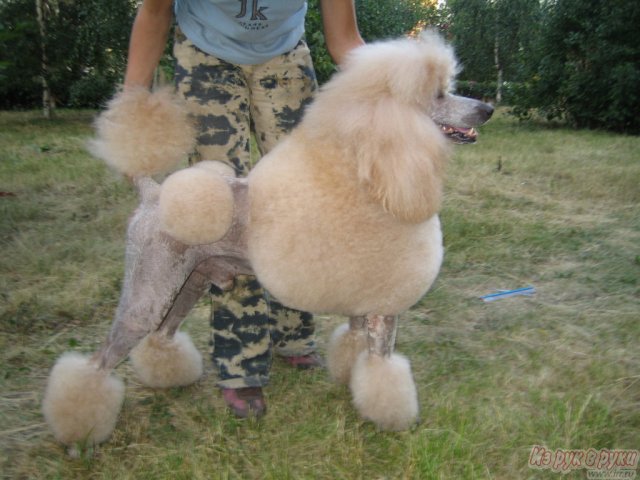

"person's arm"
[124,0,175,89]
[319,0,364,65]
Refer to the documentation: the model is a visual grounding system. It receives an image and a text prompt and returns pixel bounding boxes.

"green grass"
[1,109,639,479]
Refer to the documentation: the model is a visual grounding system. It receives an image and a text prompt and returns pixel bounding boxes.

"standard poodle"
[42,32,493,447]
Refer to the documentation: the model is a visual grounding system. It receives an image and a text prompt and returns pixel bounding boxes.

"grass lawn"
[1,109,639,479]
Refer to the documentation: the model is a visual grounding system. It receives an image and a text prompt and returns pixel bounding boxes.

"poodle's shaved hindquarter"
[43,33,493,447]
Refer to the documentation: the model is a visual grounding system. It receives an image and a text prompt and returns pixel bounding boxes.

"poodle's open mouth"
[440,125,478,144]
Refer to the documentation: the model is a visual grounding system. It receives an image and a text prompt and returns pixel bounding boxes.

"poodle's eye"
[436,91,446,100]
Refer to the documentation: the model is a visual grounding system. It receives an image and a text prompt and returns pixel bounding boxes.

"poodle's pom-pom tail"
[350,352,419,431]
[89,87,196,177]
[326,323,368,385]
[159,163,234,245]
[42,353,125,446]
[130,331,203,388]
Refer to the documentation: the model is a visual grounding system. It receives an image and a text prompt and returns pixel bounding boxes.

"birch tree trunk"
[494,34,503,104]
[35,0,55,118]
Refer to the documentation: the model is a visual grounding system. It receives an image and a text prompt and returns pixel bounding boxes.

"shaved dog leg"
[365,314,397,358]
[129,269,226,389]
[92,272,205,372]
[326,316,368,384]
[159,270,211,337]
[349,315,367,333]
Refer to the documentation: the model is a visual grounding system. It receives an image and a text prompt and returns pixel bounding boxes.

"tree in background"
[306,0,440,84]
[2,0,638,134]
[355,0,440,40]
[444,0,541,102]
[512,0,640,133]
[35,0,54,117]
[2,0,436,109]
[492,0,541,102]
[46,0,135,107]
[0,0,42,109]
[444,0,495,81]
[0,0,135,109]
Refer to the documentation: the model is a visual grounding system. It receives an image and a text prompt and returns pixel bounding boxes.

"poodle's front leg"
[326,316,368,384]
[129,256,251,389]
[350,313,419,431]
[365,314,397,357]
[129,267,223,389]
[157,269,210,337]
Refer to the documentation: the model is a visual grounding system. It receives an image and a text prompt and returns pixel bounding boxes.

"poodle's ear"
[356,101,450,223]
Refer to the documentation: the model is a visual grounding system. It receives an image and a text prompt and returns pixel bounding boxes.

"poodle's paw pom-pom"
[42,353,125,446]
[130,331,203,388]
[350,352,419,431]
[89,86,196,177]
[159,166,234,245]
[326,323,368,385]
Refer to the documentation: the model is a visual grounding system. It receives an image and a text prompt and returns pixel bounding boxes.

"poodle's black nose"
[481,102,494,122]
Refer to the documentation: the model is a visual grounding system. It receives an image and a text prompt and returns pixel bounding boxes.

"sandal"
[221,387,267,418]
[283,353,323,370]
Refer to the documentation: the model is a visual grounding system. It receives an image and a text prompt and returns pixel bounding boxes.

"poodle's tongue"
[440,125,478,144]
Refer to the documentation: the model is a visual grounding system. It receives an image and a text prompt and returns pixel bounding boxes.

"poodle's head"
[306,33,493,223]
[338,31,493,143]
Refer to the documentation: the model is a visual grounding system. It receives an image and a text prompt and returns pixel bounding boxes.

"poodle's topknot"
[329,32,458,108]
[89,87,196,177]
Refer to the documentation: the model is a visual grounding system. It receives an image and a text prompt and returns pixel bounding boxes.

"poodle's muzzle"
[432,94,494,144]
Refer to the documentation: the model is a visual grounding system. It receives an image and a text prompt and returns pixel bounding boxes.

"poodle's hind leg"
[129,270,209,389]
[349,314,419,431]
[326,316,368,384]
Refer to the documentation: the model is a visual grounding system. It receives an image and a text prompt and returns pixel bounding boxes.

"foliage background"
[510,0,640,133]
[0,0,134,109]
[1,0,639,132]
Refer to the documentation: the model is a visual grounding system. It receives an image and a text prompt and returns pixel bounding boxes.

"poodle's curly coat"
[43,33,493,447]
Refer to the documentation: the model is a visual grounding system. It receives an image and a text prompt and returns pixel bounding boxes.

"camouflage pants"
[174,28,318,388]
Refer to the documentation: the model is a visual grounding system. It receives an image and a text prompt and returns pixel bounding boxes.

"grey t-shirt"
[175,0,307,65]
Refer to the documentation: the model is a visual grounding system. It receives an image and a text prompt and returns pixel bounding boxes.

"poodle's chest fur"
[246,136,444,316]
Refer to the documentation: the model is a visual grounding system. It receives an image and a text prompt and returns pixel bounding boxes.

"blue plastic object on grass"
[480,286,536,302]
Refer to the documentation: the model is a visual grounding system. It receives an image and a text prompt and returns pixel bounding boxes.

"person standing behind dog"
[123,0,364,418]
